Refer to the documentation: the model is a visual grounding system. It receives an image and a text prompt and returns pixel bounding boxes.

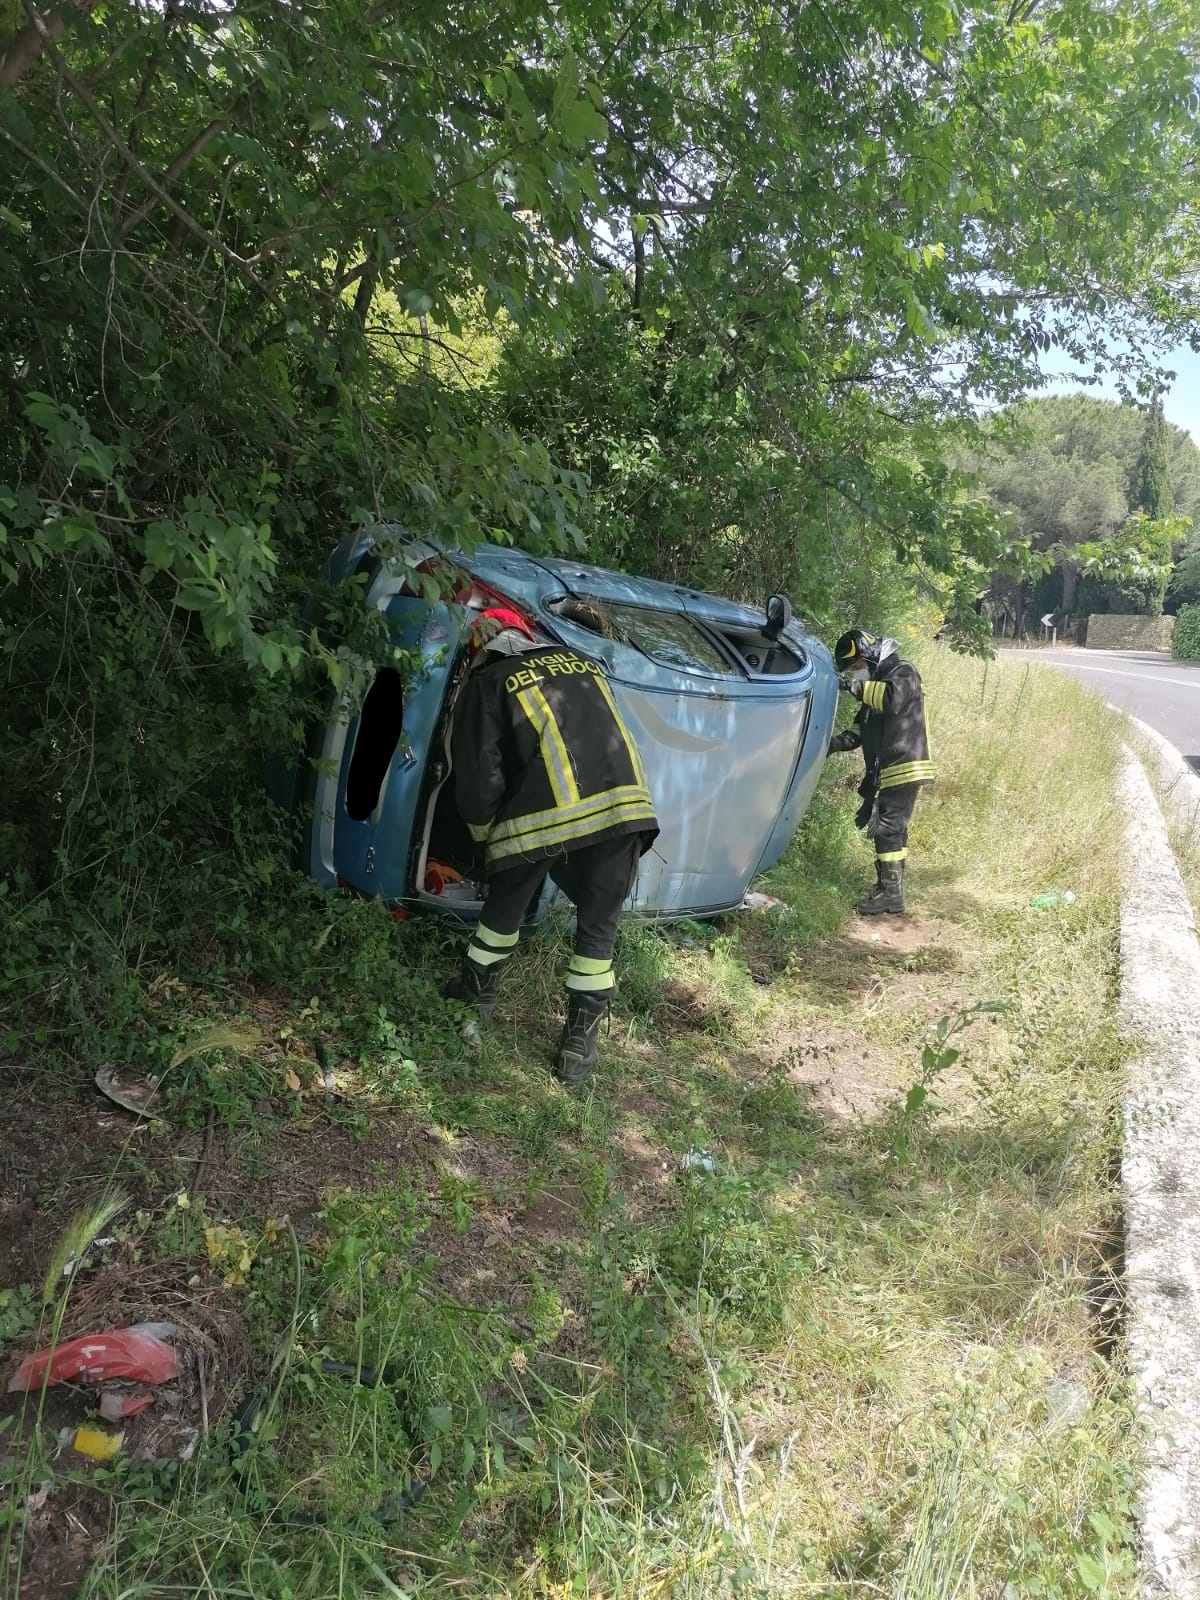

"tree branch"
[17,0,277,302]
[0,0,97,93]
[117,117,225,238]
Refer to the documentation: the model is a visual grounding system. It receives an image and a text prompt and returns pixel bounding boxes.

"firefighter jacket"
[827,654,933,802]
[452,643,659,870]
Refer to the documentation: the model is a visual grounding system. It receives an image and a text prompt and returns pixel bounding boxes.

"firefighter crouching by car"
[444,606,660,1086]
[826,629,933,916]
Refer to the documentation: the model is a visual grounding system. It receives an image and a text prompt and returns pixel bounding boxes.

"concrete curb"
[1119,712,1200,840]
[1119,752,1200,1599]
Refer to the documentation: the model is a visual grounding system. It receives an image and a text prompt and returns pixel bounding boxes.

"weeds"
[0,650,1143,1597]
[888,1002,1010,1168]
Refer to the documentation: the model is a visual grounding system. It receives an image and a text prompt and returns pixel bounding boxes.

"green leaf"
[1075,1552,1106,1591]
[1088,1510,1117,1543]
[402,287,435,317]
[427,1404,452,1435]
[558,97,608,145]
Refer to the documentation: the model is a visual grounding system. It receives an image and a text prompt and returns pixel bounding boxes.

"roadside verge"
[1124,713,1200,838]
[1120,752,1200,1599]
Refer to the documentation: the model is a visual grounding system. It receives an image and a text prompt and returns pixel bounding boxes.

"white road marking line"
[1037,662,1200,691]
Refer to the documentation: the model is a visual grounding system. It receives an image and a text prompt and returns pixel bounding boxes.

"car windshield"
[604,603,738,676]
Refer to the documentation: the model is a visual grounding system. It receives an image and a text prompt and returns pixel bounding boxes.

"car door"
[293,537,459,901]
[328,603,462,902]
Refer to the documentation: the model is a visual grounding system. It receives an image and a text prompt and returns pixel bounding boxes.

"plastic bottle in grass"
[1031,890,1076,910]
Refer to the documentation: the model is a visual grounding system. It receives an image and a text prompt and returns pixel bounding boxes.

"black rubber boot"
[857,860,905,917]
[553,992,611,1087]
[443,956,504,1023]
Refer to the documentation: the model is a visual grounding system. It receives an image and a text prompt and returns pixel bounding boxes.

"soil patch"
[0,1075,152,1291]
[520,1183,585,1241]
[842,912,957,960]
[7,1479,110,1600]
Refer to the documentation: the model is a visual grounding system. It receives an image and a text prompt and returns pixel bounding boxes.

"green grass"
[1,648,1141,1599]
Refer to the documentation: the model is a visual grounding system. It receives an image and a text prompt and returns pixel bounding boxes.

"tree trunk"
[1061,560,1078,616]
[0,0,99,93]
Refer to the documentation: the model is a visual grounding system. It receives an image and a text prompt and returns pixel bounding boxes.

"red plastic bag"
[7,1323,179,1393]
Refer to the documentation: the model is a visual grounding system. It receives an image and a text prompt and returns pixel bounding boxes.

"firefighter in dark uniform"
[445,606,659,1085]
[827,629,933,916]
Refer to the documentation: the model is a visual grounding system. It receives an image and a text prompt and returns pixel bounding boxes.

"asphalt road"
[1010,646,1200,771]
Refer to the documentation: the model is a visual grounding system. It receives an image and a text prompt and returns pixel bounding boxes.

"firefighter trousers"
[467,833,644,997]
[871,782,920,862]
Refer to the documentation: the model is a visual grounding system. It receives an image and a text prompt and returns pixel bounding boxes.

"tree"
[1,0,1199,907]
[972,396,1200,627]
[1133,397,1172,522]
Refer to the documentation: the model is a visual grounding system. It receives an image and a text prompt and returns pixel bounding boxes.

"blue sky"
[1039,340,1200,445]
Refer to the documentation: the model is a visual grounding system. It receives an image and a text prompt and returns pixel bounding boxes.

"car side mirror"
[764,593,792,640]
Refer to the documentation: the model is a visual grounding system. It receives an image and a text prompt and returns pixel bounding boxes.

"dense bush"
[1172,604,1200,660]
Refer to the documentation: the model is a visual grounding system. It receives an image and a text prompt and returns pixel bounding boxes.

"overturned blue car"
[270,536,838,924]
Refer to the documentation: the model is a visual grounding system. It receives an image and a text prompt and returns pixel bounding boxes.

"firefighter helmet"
[833,628,882,672]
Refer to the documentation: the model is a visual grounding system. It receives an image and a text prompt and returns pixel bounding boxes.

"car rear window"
[604,603,737,676]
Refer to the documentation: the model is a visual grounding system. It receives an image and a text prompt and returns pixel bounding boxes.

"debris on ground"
[740,891,787,912]
[99,1391,156,1421]
[94,1066,161,1115]
[8,1323,180,1393]
[1030,889,1076,909]
[61,1235,119,1280]
[61,1425,124,1463]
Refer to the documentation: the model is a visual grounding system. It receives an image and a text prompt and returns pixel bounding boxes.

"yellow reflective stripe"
[876,849,907,861]
[592,672,650,789]
[488,795,657,861]
[489,802,658,860]
[473,924,519,950]
[488,785,654,845]
[565,968,616,992]
[516,687,581,807]
[467,821,491,842]
[466,943,510,966]
[862,680,886,712]
[880,759,933,778]
[568,955,612,975]
[878,760,934,789]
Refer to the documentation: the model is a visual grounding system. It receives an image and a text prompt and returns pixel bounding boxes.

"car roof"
[327,533,828,689]
[466,546,774,629]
